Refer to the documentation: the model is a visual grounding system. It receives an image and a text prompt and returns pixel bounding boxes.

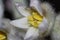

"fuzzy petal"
[30,0,43,16]
[38,18,48,33]
[10,17,30,30]
[17,6,30,17]
[24,27,39,40]
[0,0,4,27]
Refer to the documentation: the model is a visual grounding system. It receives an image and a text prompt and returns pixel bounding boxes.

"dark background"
[41,0,60,13]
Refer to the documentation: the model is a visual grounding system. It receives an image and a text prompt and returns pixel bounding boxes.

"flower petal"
[38,18,48,33]
[30,0,43,16]
[17,6,30,17]
[24,27,39,40]
[10,17,30,30]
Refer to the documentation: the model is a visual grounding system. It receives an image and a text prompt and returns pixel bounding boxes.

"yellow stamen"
[27,8,43,28]
[28,21,38,28]
[32,11,43,21]
[0,31,7,40]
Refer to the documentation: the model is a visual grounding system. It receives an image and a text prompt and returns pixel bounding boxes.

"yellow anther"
[27,8,43,28]
[0,31,7,40]
[32,11,43,21]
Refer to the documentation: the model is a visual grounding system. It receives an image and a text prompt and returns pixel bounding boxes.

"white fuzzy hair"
[41,2,60,40]
[41,2,56,37]
[51,14,60,40]
[0,0,4,27]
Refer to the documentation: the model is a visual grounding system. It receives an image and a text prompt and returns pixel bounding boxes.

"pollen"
[0,31,7,40]
[32,11,43,21]
[28,8,43,28]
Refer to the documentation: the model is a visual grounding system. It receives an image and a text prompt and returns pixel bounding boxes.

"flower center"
[27,8,43,28]
[0,31,7,40]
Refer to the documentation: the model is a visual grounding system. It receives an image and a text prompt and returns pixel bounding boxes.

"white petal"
[24,27,39,40]
[17,6,30,17]
[10,17,30,30]
[38,18,48,33]
[30,0,43,16]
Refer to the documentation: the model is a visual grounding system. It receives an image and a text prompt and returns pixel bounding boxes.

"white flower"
[0,0,4,27]
[10,0,48,40]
